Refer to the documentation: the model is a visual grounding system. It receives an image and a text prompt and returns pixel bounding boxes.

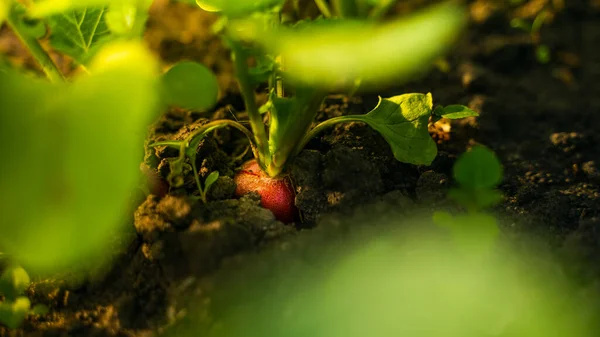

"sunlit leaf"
[46,7,113,65]
[0,297,31,329]
[161,61,219,111]
[196,0,285,16]
[104,0,152,38]
[29,0,117,17]
[355,93,436,165]
[435,105,479,120]
[0,266,31,301]
[0,41,159,273]
[230,2,466,89]
[0,0,6,24]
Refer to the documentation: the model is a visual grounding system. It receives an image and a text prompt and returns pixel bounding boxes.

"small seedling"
[433,145,504,256]
[199,171,220,204]
[510,6,553,64]
[0,264,48,329]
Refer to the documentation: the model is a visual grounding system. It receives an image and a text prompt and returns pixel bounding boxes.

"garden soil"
[2,0,600,336]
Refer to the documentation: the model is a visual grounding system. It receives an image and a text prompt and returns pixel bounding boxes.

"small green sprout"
[433,145,504,257]
[510,6,553,64]
[200,171,220,204]
[0,264,48,329]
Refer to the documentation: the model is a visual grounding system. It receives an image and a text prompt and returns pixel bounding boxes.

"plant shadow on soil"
[2,0,600,336]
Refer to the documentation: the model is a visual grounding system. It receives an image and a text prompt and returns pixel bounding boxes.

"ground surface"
[1,0,600,336]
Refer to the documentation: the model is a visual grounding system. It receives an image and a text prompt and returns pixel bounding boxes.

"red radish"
[234,159,297,223]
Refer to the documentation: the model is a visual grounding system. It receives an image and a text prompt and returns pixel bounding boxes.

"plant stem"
[368,0,395,20]
[332,0,358,18]
[6,5,64,82]
[296,114,365,153]
[229,41,270,167]
[314,0,332,18]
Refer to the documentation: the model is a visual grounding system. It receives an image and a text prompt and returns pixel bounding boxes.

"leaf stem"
[6,5,64,82]
[368,0,395,20]
[228,39,270,167]
[295,114,364,157]
[314,0,332,18]
[332,0,358,18]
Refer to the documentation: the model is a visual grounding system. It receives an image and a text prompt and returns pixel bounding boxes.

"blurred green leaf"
[30,304,49,316]
[196,0,285,16]
[46,7,113,65]
[0,266,31,301]
[0,0,6,24]
[355,93,436,165]
[230,2,465,89]
[104,0,152,38]
[0,41,159,273]
[204,171,219,191]
[435,105,479,120]
[161,61,219,111]
[453,145,503,190]
[0,297,31,329]
[12,3,47,39]
[30,0,117,17]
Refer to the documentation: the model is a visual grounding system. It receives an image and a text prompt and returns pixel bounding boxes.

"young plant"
[433,145,504,257]
[0,264,48,329]
[153,0,476,222]
[510,3,555,64]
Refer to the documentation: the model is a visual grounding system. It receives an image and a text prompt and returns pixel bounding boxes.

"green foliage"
[0,265,48,329]
[229,2,465,89]
[0,297,31,329]
[0,266,30,301]
[196,0,286,16]
[453,145,503,192]
[356,93,436,165]
[432,104,479,122]
[433,145,504,257]
[0,41,159,273]
[46,7,112,65]
[104,0,152,38]
[0,0,6,24]
[161,61,220,111]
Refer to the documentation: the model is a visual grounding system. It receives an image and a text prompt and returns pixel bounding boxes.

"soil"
[2,0,600,336]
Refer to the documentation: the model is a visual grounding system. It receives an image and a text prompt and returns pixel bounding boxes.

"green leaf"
[0,0,6,24]
[12,3,47,39]
[46,7,113,65]
[435,105,479,120]
[161,61,219,111]
[0,266,31,301]
[104,0,152,38]
[0,41,159,274]
[204,171,219,192]
[0,297,31,329]
[453,145,503,190]
[30,304,49,316]
[196,0,285,16]
[267,88,324,174]
[30,0,117,17]
[356,93,436,165]
[230,2,466,89]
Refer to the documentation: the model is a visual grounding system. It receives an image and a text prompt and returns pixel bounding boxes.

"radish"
[234,159,297,223]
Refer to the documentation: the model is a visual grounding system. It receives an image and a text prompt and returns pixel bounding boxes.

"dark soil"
[2,0,600,336]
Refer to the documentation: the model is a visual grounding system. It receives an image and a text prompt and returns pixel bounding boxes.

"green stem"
[314,0,332,18]
[296,115,365,153]
[229,40,270,167]
[368,0,395,20]
[332,0,358,18]
[6,5,64,82]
